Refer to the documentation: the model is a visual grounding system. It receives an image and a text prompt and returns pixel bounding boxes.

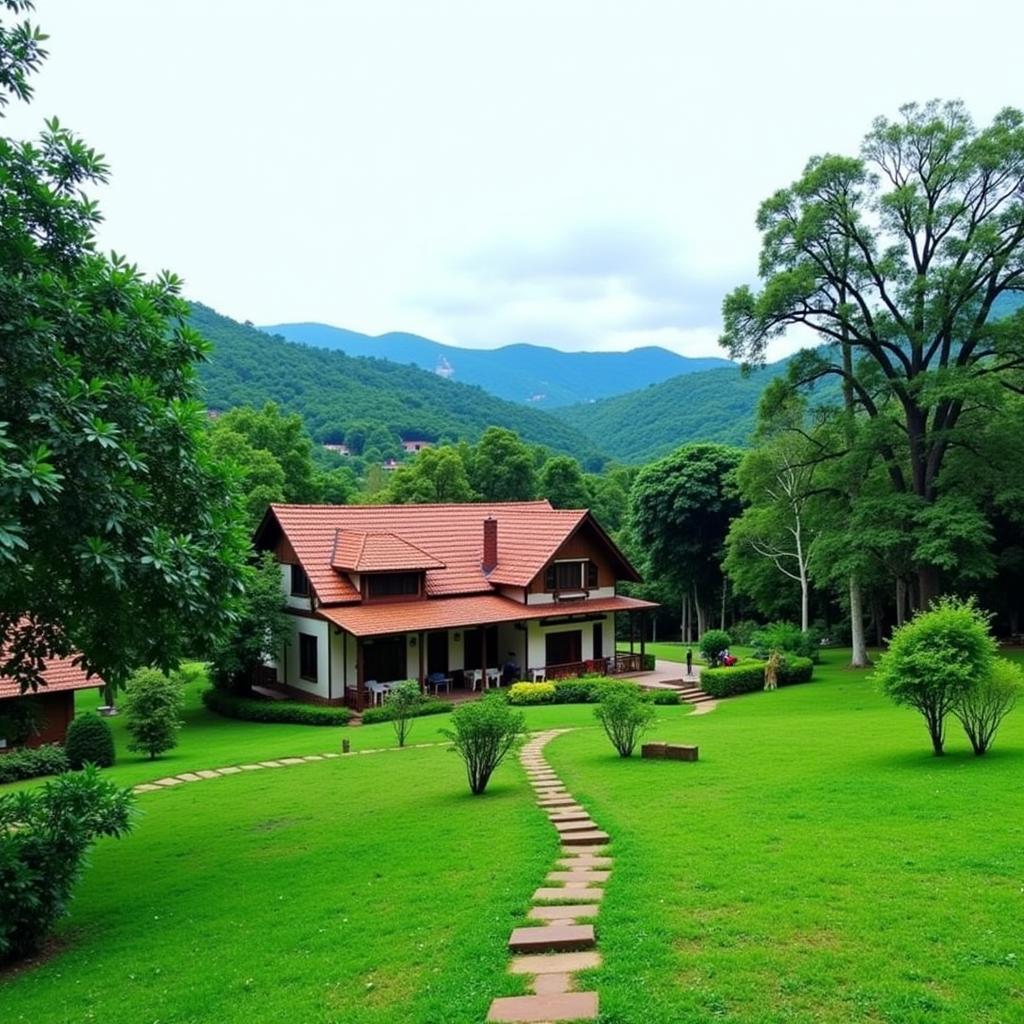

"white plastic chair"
[466,669,483,691]
[531,668,546,683]
[485,667,501,689]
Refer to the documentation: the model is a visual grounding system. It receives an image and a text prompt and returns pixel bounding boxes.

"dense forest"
[192,304,607,467]
[266,321,731,407]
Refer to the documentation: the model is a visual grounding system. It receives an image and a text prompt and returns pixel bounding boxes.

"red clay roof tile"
[0,652,103,700]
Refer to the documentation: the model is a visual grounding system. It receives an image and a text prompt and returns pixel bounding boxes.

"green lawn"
[549,647,1024,1023]
[5,652,1023,1023]
[618,640,758,664]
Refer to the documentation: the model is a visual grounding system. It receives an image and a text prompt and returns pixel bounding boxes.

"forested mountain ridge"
[190,304,607,466]
[262,321,732,407]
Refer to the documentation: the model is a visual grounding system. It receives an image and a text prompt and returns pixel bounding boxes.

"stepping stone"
[302,755,324,761]
[259,760,285,767]
[553,819,597,833]
[509,951,602,974]
[133,783,161,793]
[561,831,610,847]
[197,770,221,779]
[487,991,598,1022]
[529,904,599,921]
[532,887,604,902]
[153,777,184,786]
[217,766,242,774]
[547,870,610,884]
[508,924,595,953]
[280,757,305,765]
[240,764,265,771]
[537,796,575,806]
[176,772,202,782]
[530,972,573,995]
[323,752,340,758]
[548,809,588,821]
[557,856,612,869]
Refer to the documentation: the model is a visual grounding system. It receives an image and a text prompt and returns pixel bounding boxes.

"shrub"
[594,686,655,757]
[642,653,656,671]
[0,765,134,963]
[442,695,525,795]
[751,622,820,661]
[699,629,732,667]
[201,688,353,725]
[875,597,997,756]
[0,744,70,784]
[549,679,596,703]
[701,656,814,698]
[65,714,115,769]
[648,690,681,705]
[360,698,452,724]
[730,619,761,645]
[122,667,184,760]
[383,680,424,747]
[953,657,1022,755]
[0,698,41,746]
[507,682,556,705]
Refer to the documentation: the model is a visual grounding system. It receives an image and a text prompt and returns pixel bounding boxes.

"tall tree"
[722,101,1024,607]
[385,445,476,504]
[538,455,590,509]
[629,443,742,638]
[470,427,537,502]
[0,2,247,692]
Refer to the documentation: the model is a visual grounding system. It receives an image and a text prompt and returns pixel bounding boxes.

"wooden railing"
[609,653,644,675]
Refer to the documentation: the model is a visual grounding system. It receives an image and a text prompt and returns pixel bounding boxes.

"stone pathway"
[129,741,449,794]
[486,729,609,1023]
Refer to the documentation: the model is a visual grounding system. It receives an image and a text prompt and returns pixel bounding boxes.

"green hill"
[190,304,606,466]
[262,321,732,407]
[551,361,791,463]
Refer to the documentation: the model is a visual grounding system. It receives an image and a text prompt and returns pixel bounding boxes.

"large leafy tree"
[538,455,590,509]
[722,101,1024,607]
[0,1,247,691]
[469,427,537,502]
[629,443,742,638]
[385,445,476,504]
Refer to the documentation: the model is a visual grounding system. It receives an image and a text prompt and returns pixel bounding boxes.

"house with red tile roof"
[253,500,657,709]
[0,652,103,750]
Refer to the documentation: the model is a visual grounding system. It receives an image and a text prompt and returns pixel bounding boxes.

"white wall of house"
[282,615,329,698]
[525,586,616,606]
[498,623,528,672]
[405,635,420,680]
[329,628,345,700]
[525,615,612,670]
[280,564,312,612]
[448,630,464,672]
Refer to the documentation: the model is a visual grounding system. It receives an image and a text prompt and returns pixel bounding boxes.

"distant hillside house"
[254,501,657,710]
[401,438,432,453]
[0,651,103,750]
[323,442,351,455]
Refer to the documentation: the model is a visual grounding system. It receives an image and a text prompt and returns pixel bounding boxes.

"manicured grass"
[2,746,557,1024]
[617,640,758,664]
[548,647,1024,1023]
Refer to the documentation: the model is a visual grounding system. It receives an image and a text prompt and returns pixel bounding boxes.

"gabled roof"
[331,530,446,573]
[0,652,103,700]
[254,500,642,605]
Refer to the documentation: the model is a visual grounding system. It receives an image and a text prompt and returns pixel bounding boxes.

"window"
[543,560,596,592]
[366,573,420,598]
[299,633,318,680]
[290,564,310,597]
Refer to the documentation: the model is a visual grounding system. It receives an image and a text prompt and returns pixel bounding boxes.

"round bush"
[65,714,116,769]
[507,682,556,705]
[699,629,733,667]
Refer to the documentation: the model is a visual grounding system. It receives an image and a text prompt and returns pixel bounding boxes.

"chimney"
[482,517,498,573]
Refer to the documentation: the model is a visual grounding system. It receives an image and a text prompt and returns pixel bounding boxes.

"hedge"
[507,677,674,706]
[201,688,353,725]
[0,744,70,784]
[360,699,453,724]
[700,656,814,698]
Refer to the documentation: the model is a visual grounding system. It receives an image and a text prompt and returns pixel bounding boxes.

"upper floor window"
[366,572,421,599]
[290,564,310,597]
[544,560,598,592]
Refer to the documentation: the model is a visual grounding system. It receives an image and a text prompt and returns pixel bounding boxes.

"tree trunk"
[917,564,942,609]
[849,577,871,668]
[895,577,906,627]
[694,584,707,638]
[800,576,809,633]
[720,578,727,632]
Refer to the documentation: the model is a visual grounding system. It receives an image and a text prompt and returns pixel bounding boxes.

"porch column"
[356,639,366,711]
[629,611,635,655]
[418,631,425,692]
[640,612,647,661]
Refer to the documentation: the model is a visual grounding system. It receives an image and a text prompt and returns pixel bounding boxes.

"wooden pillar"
[481,624,488,685]
[640,612,646,661]
[418,631,425,692]
[629,611,635,655]
[356,640,365,711]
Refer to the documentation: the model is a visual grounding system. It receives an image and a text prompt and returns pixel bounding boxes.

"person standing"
[685,648,693,678]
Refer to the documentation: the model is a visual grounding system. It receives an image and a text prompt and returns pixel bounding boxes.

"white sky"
[6,0,1023,359]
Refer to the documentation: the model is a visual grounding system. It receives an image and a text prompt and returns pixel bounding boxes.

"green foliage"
[507,682,556,705]
[359,698,453,725]
[0,765,134,963]
[442,694,525,795]
[192,304,604,466]
[200,687,353,726]
[0,743,69,784]
[751,622,820,661]
[0,697,40,745]
[875,597,997,756]
[701,656,815,698]
[122,667,184,760]
[0,13,247,694]
[594,685,656,757]
[209,551,290,692]
[385,445,476,504]
[698,629,732,667]
[538,455,590,509]
[382,680,424,747]
[469,427,537,501]
[64,713,115,768]
[953,657,1022,755]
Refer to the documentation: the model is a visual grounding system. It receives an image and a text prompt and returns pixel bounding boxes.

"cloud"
[410,223,746,356]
